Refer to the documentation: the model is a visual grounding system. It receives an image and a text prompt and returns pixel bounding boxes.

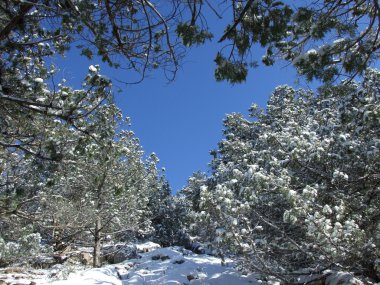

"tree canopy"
[2,0,378,87]
[201,0,380,83]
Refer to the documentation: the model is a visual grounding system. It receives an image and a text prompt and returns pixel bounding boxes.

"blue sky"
[115,49,298,192]
[55,17,300,193]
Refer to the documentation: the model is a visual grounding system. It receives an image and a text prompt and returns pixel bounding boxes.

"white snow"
[135,241,161,252]
[52,266,121,285]
[51,246,258,285]
[88,65,97,72]
[333,38,346,45]
[254,226,263,231]
[306,49,317,55]
[0,243,257,285]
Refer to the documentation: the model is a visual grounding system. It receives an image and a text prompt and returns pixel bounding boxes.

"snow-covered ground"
[51,245,258,285]
[0,243,258,284]
[1,243,369,285]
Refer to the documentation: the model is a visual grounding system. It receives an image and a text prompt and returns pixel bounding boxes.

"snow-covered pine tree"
[0,65,114,257]
[191,69,380,282]
[38,99,161,267]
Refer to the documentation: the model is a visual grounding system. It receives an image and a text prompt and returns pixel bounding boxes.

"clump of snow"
[333,38,346,45]
[254,225,263,231]
[306,49,318,55]
[135,241,161,253]
[88,65,98,72]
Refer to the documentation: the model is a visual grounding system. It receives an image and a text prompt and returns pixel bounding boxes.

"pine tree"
[191,69,380,282]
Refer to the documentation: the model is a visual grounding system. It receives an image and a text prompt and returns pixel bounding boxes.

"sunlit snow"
[51,245,258,285]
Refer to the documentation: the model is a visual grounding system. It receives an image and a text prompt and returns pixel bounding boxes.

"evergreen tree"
[39,101,163,267]
[191,69,380,282]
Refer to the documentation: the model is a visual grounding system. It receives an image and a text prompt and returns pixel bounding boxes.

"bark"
[93,170,107,267]
[93,217,102,267]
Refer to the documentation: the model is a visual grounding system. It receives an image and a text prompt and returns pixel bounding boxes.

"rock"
[151,254,170,261]
[102,244,138,264]
[187,274,198,281]
[31,257,56,269]
[0,280,6,285]
[173,259,185,264]
[64,251,93,265]
[326,272,364,285]
[112,251,128,264]
[79,252,93,265]
[180,235,193,250]
[191,242,205,254]
[160,255,170,261]
[151,255,161,261]
[53,255,68,264]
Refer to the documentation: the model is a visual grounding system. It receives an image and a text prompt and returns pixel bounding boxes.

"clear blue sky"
[55,17,300,193]
[115,50,298,192]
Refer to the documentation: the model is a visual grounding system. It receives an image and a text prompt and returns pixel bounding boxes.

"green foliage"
[0,227,52,266]
[195,0,379,82]
[215,53,248,84]
[176,23,213,47]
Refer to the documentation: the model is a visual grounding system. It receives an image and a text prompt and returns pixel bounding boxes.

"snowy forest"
[0,0,379,284]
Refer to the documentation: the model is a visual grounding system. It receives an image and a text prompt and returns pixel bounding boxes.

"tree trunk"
[93,168,108,267]
[93,217,102,267]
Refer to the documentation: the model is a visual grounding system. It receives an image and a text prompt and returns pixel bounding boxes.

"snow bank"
[52,267,122,285]
[51,246,258,285]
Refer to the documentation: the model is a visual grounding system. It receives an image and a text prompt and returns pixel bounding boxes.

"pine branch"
[0,1,36,42]
[218,0,254,43]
